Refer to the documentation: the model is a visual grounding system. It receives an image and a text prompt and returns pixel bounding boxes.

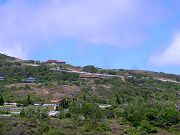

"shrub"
[157,106,179,127]
[139,120,157,133]
[65,112,71,118]
[24,84,31,90]
[20,106,48,120]
[82,65,97,73]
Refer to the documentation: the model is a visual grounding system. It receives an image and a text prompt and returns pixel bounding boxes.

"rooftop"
[45,60,66,64]
[51,100,61,103]
[80,74,102,78]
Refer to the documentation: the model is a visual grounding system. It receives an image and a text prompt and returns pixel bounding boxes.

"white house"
[48,111,59,116]
[0,76,4,81]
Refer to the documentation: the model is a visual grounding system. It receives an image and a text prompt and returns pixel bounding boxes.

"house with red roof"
[44,60,66,64]
[51,100,61,103]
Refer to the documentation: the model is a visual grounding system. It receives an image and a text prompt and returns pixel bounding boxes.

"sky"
[0,0,180,74]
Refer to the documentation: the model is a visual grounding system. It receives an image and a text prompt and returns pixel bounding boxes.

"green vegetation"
[82,65,97,73]
[0,55,179,134]
[0,95,4,106]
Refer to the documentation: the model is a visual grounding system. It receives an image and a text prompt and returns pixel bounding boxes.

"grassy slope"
[0,56,179,134]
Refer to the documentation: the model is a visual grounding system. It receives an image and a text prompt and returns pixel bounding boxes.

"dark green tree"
[83,95,86,101]
[60,99,68,108]
[115,94,120,104]
[27,95,33,105]
[82,65,97,73]
[0,95,4,106]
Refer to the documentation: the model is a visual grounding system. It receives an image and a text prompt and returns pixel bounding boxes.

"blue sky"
[0,0,180,74]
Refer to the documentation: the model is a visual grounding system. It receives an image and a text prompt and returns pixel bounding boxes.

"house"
[50,100,61,107]
[51,100,61,103]
[79,74,103,79]
[51,99,69,108]
[44,60,66,65]
[4,102,17,106]
[0,76,4,81]
[99,104,112,109]
[25,77,36,83]
[42,103,57,110]
[34,103,43,106]
[48,111,59,116]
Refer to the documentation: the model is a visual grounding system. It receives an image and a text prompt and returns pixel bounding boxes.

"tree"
[107,70,117,75]
[24,84,31,90]
[20,106,48,120]
[69,101,104,120]
[115,94,120,104]
[60,99,68,108]
[83,95,86,101]
[82,65,97,73]
[27,95,33,105]
[157,106,179,127]
[0,95,4,106]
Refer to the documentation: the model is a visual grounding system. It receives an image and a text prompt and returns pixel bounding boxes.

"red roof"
[51,100,61,103]
[45,60,65,64]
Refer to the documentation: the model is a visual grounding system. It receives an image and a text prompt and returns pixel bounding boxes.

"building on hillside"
[44,60,66,65]
[51,100,61,103]
[48,111,59,116]
[79,74,103,79]
[25,77,36,83]
[0,76,4,81]
[33,103,43,106]
[42,103,57,110]
[51,99,68,108]
[4,102,17,106]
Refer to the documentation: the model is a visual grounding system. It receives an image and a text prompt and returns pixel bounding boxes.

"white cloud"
[1,44,28,59]
[0,0,166,58]
[149,33,180,66]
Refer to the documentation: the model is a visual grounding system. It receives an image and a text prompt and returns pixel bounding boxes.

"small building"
[51,99,68,108]
[99,104,112,109]
[25,77,36,83]
[51,100,61,103]
[44,60,66,65]
[33,103,43,106]
[42,103,57,110]
[48,111,59,116]
[0,76,4,81]
[50,100,62,108]
[4,102,17,106]
[79,74,103,79]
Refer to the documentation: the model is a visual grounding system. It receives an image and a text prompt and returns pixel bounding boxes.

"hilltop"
[0,53,179,82]
[0,53,16,61]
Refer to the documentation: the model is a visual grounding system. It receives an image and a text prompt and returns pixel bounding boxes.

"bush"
[0,110,10,114]
[20,106,48,120]
[157,106,179,127]
[65,112,71,118]
[48,127,62,135]
[82,65,97,73]
[58,112,65,119]
[24,84,31,90]
[123,103,147,126]
[69,101,105,121]
[139,120,157,133]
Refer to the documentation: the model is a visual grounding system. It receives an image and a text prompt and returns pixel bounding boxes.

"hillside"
[0,53,16,61]
[129,70,179,81]
[0,56,179,135]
